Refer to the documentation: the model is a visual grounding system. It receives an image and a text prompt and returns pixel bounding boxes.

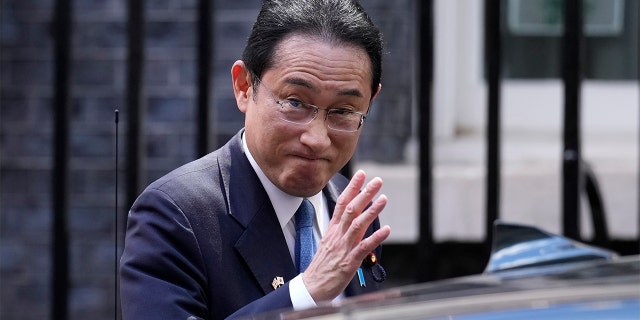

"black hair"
[242,0,383,98]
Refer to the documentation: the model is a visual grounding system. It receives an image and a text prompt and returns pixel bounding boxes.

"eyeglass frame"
[251,75,369,133]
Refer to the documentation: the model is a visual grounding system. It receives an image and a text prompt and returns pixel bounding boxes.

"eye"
[284,99,304,109]
[330,108,356,115]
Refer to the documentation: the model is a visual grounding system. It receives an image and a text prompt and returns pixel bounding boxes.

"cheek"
[245,104,279,137]
[246,118,289,156]
[333,135,360,162]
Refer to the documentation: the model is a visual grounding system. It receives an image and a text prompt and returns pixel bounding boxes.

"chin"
[285,184,324,198]
[282,177,327,198]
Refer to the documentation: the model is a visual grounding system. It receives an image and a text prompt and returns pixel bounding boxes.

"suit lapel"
[234,201,298,294]
[221,132,297,294]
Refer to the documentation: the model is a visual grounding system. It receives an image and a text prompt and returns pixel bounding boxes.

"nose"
[299,111,331,152]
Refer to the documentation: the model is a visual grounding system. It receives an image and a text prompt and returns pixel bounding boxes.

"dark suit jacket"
[120,130,383,320]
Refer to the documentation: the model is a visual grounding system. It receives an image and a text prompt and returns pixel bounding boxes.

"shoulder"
[143,154,219,206]
[322,171,350,203]
[329,172,350,190]
[146,131,243,199]
[131,132,250,220]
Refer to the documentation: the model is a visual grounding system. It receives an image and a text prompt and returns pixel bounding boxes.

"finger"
[345,193,387,243]
[332,170,367,224]
[340,177,383,228]
[353,225,391,260]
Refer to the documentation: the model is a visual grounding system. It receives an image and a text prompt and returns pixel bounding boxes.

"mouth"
[292,153,328,163]
[295,154,320,162]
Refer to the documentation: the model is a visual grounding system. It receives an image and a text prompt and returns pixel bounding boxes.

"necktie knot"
[295,199,316,273]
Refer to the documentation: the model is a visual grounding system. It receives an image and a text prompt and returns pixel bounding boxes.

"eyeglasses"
[254,77,367,133]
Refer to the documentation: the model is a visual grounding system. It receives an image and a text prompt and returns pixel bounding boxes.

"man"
[120,0,390,319]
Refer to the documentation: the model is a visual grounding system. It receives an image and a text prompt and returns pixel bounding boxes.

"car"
[248,222,640,319]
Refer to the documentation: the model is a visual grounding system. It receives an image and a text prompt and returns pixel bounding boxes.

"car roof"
[262,256,639,320]
[248,222,640,320]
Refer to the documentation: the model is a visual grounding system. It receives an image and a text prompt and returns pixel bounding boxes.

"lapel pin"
[272,276,284,290]
[357,267,366,287]
[362,252,377,267]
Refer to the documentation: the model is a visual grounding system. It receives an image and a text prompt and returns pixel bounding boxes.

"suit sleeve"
[120,188,210,320]
[224,283,293,319]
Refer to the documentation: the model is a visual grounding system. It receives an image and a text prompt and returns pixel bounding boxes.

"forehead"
[266,34,373,95]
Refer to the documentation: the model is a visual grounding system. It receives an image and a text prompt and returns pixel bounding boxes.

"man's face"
[234,34,380,197]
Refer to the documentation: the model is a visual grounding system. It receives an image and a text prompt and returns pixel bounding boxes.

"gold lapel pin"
[362,252,377,267]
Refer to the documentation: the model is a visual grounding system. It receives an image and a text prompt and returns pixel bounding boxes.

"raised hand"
[302,170,391,301]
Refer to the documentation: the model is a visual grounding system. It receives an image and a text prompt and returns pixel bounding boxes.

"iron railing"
[47,0,636,318]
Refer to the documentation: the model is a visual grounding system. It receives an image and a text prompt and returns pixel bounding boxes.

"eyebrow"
[284,77,364,98]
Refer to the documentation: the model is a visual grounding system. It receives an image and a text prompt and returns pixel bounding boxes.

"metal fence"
[15,0,640,318]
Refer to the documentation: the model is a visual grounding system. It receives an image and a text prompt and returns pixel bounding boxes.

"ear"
[231,60,253,113]
[371,83,382,102]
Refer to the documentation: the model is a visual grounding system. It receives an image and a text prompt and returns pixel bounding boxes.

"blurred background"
[1,0,638,319]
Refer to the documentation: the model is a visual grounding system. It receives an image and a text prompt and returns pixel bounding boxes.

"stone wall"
[0,1,415,319]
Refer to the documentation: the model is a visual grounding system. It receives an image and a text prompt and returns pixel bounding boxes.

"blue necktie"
[295,199,316,273]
